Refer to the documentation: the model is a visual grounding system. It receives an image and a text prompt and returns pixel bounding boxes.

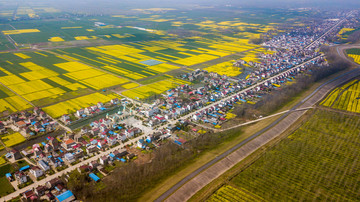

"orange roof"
[65,139,75,145]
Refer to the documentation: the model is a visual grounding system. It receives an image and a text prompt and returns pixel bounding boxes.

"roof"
[19,165,30,171]
[55,190,75,202]
[89,173,100,182]
[65,139,75,145]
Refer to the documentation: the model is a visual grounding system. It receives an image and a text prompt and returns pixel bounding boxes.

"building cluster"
[61,98,122,125]
[1,107,57,136]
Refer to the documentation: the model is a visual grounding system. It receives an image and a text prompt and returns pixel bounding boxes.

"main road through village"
[156,48,360,201]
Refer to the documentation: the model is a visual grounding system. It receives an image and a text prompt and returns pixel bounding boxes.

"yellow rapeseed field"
[2,29,40,35]
[121,83,140,89]
[13,53,31,59]
[1,133,26,147]
[122,78,189,99]
[205,61,242,77]
[43,92,121,118]
[48,37,64,42]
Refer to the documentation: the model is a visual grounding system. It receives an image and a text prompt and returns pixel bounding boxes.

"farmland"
[122,78,190,99]
[0,164,15,197]
[320,79,360,113]
[1,132,26,147]
[43,92,121,118]
[206,109,360,201]
[0,7,292,116]
[347,48,360,64]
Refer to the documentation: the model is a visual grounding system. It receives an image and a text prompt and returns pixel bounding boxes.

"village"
[0,10,357,202]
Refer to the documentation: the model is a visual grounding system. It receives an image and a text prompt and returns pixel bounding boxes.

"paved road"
[158,66,360,202]
[305,11,353,49]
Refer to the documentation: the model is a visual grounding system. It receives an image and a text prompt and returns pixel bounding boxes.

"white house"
[30,166,44,178]
[38,160,50,171]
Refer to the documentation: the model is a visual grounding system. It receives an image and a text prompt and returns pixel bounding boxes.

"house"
[49,137,60,150]
[97,140,108,149]
[10,149,22,160]
[86,145,97,154]
[74,134,83,142]
[30,166,44,178]
[46,178,62,189]
[23,190,37,201]
[77,165,90,173]
[117,133,127,141]
[16,120,26,128]
[89,160,99,169]
[99,156,108,165]
[73,150,84,159]
[35,185,47,196]
[45,193,55,201]
[64,153,75,163]
[14,171,27,184]
[62,139,76,150]
[137,139,146,149]
[39,160,50,171]
[61,114,70,123]
[49,157,63,167]
[107,136,117,146]
[55,190,75,202]
[44,144,53,153]
[76,109,84,117]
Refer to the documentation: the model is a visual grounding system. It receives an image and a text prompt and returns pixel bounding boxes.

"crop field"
[43,92,121,118]
[0,51,130,112]
[1,132,26,147]
[346,49,360,64]
[204,61,242,77]
[207,185,262,202]
[206,110,360,201]
[0,164,15,197]
[122,78,190,99]
[320,79,360,113]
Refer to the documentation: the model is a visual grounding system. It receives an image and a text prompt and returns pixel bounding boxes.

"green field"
[0,164,15,197]
[207,109,360,201]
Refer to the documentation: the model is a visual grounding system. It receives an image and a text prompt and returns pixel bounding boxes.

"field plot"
[0,164,15,197]
[0,51,130,112]
[219,110,360,201]
[1,133,26,147]
[209,110,360,201]
[320,79,360,113]
[43,92,121,118]
[204,61,242,77]
[122,78,190,99]
[346,48,360,64]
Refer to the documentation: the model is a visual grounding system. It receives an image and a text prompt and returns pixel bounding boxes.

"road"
[305,11,354,49]
[158,66,360,202]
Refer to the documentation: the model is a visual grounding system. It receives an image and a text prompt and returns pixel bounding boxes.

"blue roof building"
[89,173,100,182]
[55,190,75,202]
[19,165,30,171]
